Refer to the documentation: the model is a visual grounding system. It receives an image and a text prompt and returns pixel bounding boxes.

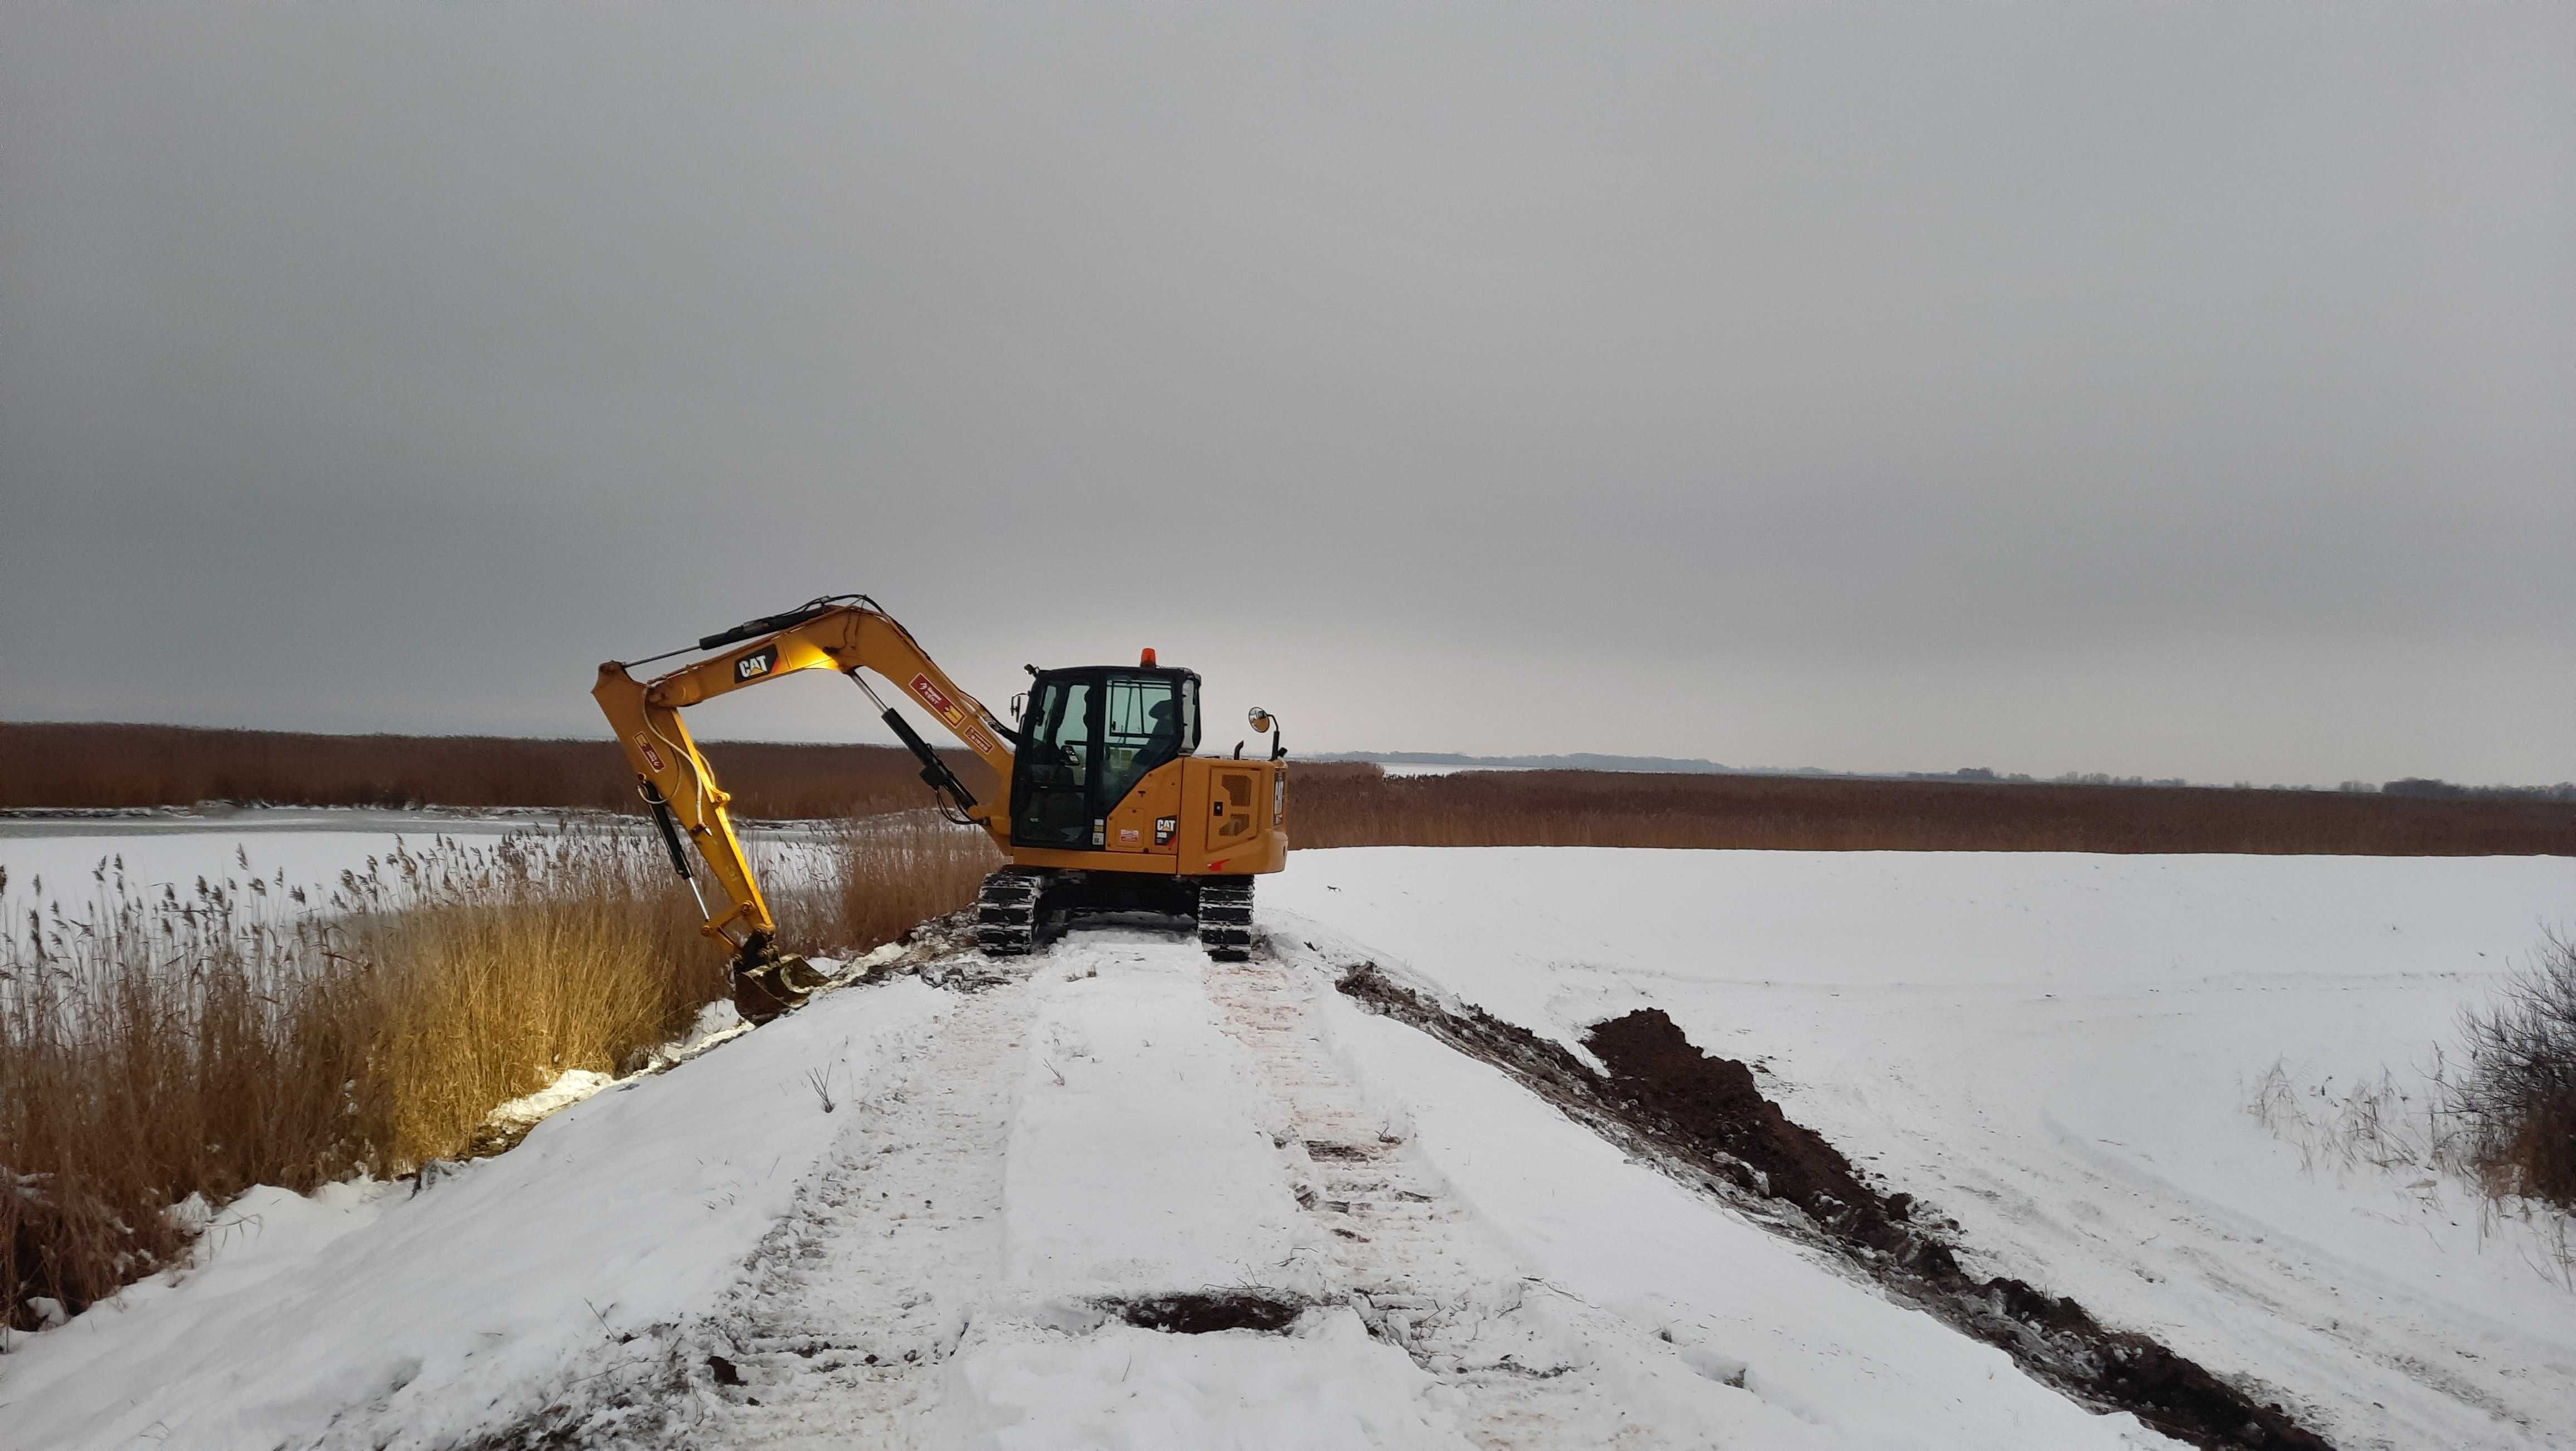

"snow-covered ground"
[3,840,2568,1448]
[1266,849,2576,1449]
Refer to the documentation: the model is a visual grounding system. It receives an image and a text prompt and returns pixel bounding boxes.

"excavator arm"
[592,597,1017,1014]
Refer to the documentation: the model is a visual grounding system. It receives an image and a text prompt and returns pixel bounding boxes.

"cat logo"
[734,644,780,683]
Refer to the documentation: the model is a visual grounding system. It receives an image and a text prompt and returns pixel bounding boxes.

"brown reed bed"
[0,722,993,821]
[1289,762,2576,856]
[9,722,2568,856]
[0,819,992,1336]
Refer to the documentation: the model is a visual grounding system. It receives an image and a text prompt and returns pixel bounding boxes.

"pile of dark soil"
[1337,964,2331,1451]
[1106,1291,1307,1335]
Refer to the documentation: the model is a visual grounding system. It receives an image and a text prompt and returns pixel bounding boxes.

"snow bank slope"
[1267,847,2576,1449]
[0,978,950,1450]
[1314,978,2167,1449]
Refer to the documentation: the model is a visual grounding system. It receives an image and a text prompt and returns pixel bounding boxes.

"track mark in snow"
[694,961,1040,1445]
[1206,949,1829,1448]
[923,932,1471,1448]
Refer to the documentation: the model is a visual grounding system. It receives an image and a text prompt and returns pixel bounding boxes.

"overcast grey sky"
[4,3,2569,783]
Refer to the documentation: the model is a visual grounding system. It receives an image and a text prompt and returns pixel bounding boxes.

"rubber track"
[974,867,1046,957]
[1197,877,1253,961]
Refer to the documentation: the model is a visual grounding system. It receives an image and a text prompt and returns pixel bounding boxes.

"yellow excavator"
[594,595,1289,1019]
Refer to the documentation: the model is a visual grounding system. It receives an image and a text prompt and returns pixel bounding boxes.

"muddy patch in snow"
[1104,1291,1311,1335]
[1337,963,2333,1451]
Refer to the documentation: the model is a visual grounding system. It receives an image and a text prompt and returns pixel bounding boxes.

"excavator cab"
[1010,666,1201,849]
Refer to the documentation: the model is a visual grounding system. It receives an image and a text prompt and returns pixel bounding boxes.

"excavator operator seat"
[1011,665,1200,849]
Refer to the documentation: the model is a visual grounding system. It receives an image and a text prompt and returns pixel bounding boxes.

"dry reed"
[11,722,2569,856]
[0,820,984,1335]
[777,814,1001,956]
[0,722,993,821]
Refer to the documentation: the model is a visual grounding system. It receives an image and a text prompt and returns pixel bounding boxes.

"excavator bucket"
[730,937,832,1025]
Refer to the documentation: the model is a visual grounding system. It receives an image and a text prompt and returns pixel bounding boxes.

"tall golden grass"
[1290,763,2576,856]
[0,821,993,1335]
[783,815,1003,955]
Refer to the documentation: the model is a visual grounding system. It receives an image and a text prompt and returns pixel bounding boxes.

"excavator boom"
[594,599,1016,1013]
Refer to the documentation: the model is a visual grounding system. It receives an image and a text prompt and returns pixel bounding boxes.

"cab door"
[1009,676,1097,849]
[1099,673,1191,853]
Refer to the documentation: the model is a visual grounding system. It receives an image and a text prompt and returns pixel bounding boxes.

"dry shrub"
[1291,763,2576,856]
[2452,933,2576,1209]
[2241,937,2576,1282]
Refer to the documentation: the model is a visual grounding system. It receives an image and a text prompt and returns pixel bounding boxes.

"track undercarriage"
[975,868,1253,962]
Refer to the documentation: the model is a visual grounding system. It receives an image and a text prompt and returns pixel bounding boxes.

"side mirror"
[1247,708,1274,733]
[1011,692,1028,720]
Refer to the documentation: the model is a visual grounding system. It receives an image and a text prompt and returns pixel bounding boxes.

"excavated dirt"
[1337,964,2332,1451]
[1105,1291,1309,1335]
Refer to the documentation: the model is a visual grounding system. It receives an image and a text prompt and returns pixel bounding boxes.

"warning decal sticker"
[908,673,999,757]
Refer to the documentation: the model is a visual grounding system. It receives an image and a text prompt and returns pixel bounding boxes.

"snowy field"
[1264,849,2576,1449]
[2,835,2569,1449]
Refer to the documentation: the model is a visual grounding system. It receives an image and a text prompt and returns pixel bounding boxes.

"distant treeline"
[1928,767,2576,799]
[1329,752,2576,800]
[0,722,994,822]
[6,722,2570,856]
[2379,778,2576,803]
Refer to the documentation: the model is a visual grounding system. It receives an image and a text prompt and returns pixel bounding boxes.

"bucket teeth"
[731,933,825,1024]
[732,958,811,1024]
